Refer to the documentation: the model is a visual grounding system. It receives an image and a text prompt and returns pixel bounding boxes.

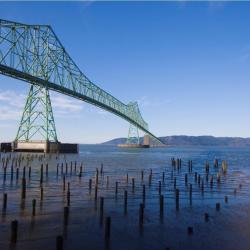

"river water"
[0,145,250,250]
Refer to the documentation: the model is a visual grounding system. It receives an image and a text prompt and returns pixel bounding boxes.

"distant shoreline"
[101,135,250,147]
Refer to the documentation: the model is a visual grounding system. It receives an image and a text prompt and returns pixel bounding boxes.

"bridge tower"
[12,85,60,153]
[15,85,57,142]
[126,123,140,144]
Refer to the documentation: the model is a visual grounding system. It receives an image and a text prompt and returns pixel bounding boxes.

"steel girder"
[0,19,162,142]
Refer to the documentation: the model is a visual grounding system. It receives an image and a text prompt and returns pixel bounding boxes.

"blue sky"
[0,1,250,143]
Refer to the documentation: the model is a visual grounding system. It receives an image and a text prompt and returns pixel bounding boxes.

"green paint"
[0,19,163,144]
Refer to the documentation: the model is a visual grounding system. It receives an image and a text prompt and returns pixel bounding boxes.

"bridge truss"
[0,19,162,144]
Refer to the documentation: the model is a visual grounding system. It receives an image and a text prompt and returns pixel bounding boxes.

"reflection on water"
[0,145,250,250]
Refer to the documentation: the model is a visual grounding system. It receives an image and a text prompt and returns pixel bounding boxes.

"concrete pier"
[0,141,78,153]
[118,135,150,148]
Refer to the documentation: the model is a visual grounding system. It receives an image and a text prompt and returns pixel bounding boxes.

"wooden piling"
[89,179,92,191]
[100,196,104,216]
[64,206,69,226]
[216,202,220,211]
[40,164,43,184]
[142,184,146,203]
[115,181,118,196]
[224,196,228,203]
[175,188,179,211]
[185,174,188,186]
[21,178,26,199]
[187,226,193,235]
[139,203,144,226]
[124,190,127,214]
[195,172,197,182]
[32,199,36,216]
[56,235,63,250]
[28,167,31,179]
[105,216,111,240]
[40,186,44,201]
[95,185,98,200]
[10,220,18,243]
[189,184,192,205]
[3,193,7,210]
[204,213,209,222]
[160,194,164,215]
[132,178,135,192]
[159,181,161,195]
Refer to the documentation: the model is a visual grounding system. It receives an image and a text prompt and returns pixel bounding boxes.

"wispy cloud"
[51,93,84,114]
[0,89,85,121]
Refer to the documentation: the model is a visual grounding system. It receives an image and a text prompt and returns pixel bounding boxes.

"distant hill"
[102,135,250,147]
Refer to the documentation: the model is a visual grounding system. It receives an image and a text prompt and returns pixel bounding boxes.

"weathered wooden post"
[105,216,111,240]
[160,194,164,216]
[28,167,31,179]
[56,235,63,250]
[139,203,144,226]
[100,196,104,223]
[224,196,228,203]
[3,193,7,210]
[40,164,43,184]
[204,213,209,222]
[95,184,98,201]
[10,220,18,243]
[89,179,92,191]
[158,181,162,195]
[189,184,192,205]
[67,183,70,206]
[96,168,99,185]
[142,184,146,204]
[185,174,188,186]
[115,181,118,196]
[32,199,36,216]
[21,178,26,199]
[132,178,135,192]
[175,188,179,211]
[216,202,220,211]
[64,206,69,226]
[40,186,44,201]
[124,190,128,215]
[63,175,66,191]
[187,226,193,235]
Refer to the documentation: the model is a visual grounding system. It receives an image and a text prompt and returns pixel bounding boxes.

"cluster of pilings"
[0,152,245,250]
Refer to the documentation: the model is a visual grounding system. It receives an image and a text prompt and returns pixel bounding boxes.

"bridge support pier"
[118,124,150,148]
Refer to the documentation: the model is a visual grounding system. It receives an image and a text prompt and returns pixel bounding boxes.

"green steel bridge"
[0,19,161,145]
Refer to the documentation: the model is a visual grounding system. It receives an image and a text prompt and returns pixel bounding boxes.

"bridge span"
[0,19,162,152]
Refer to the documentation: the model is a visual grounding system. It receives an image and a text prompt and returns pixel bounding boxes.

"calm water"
[0,145,250,250]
